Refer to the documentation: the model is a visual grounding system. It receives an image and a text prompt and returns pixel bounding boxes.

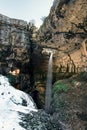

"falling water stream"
[45,52,53,113]
[0,53,53,129]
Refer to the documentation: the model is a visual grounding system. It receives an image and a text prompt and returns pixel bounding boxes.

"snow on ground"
[0,75,37,130]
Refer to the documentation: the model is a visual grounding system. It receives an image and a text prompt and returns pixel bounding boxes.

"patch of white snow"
[0,75,37,130]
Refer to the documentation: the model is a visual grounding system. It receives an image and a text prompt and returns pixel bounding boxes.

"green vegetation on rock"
[52,81,69,94]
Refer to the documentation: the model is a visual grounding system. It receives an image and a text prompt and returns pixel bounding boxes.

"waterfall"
[45,52,53,113]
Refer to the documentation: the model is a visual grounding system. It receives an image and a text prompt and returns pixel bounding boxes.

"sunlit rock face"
[0,75,37,130]
[39,0,87,74]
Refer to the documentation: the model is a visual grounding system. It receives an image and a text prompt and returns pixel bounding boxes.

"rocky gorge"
[0,0,87,130]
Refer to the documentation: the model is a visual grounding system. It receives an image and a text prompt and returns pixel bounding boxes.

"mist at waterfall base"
[45,53,53,113]
[0,75,37,130]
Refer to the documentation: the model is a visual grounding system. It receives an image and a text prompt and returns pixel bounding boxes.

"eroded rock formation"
[0,14,38,91]
[0,0,87,99]
[0,14,30,72]
[0,14,29,61]
[39,0,87,74]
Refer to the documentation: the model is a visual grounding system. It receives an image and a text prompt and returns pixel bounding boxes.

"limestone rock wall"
[39,0,87,74]
[0,14,30,73]
[0,0,87,84]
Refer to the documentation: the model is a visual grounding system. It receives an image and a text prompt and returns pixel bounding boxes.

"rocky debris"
[19,109,63,130]
[51,73,87,130]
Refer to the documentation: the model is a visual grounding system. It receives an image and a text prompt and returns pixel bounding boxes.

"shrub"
[52,81,69,95]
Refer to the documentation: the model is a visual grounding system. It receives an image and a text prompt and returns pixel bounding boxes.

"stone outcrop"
[39,0,87,74]
[0,13,38,83]
[0,14,39,91]
[0,13,29,62]
[0,13,30,75]
[51,73,87,130]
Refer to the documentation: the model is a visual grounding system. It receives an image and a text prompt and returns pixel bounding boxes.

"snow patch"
[0,75,37,130]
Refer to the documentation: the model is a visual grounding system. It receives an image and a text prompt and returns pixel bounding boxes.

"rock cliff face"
[0,14,29,60]
[0,0,87,91]
[39,0,87,74]
[0,14,30,74]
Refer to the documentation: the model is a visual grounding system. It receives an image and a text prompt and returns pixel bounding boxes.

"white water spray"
[45,52,53,113]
